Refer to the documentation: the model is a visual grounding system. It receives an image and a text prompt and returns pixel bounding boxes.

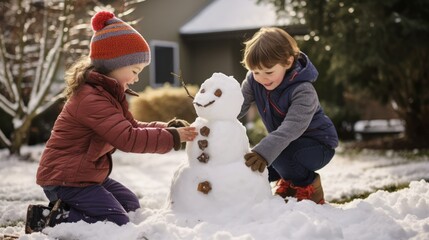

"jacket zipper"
[266,92,286,117]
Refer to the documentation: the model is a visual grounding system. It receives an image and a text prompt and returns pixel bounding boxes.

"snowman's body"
[168,73,272,221]
[186,117,249,167]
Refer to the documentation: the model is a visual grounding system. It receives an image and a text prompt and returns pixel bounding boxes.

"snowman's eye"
[200,89,205,93]
[214,89,222,97]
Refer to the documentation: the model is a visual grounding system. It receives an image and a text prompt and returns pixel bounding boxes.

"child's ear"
[284,56,295,70]
[285,55,295,69]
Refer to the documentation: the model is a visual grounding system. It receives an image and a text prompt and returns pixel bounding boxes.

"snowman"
[167,72,272,222]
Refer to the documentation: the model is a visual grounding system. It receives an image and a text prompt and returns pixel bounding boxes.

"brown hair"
[63,56,92,100]
[241,27,300,70]
[63,56,110,100]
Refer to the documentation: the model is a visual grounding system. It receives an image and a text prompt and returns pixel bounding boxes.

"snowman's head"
[193,72,244,120]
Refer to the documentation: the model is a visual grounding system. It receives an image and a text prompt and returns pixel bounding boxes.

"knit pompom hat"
[89,11,150,72]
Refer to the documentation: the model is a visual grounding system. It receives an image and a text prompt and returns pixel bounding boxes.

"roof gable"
[180,0,292,35]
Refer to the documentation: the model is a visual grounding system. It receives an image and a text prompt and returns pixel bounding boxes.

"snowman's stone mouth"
[194,100,215,108]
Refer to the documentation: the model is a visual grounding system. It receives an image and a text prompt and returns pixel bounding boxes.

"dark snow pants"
[43,178,140,226]
[268,137,335,186]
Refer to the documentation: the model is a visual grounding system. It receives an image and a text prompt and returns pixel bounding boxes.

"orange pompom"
[91,11,115,31]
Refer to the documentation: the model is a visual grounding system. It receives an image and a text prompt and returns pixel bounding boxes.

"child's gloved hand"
[167,118,190,128]
[244,151,267,173]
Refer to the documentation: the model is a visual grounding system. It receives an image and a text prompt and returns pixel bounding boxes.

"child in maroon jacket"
[26,11,197,233]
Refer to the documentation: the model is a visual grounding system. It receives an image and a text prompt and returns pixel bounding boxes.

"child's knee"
[119,192,140,212]
[124,200,140,212]
[109,213,130,226]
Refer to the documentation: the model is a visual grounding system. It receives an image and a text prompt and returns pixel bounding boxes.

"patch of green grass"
[329,182,411,204]
[0,220,24,228]
[394,149,429,159]
[337,145,429,163]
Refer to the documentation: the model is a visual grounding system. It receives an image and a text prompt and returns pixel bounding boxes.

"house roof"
[180,0,293,35]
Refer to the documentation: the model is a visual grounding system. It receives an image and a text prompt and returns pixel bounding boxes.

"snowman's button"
[198,140,208,150]
[197,181,212,194]
[197,152,209,163]
[214,89,222,97]
[200,126,210,137]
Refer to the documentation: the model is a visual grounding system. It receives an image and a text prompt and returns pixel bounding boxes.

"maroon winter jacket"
[37,71,180,187]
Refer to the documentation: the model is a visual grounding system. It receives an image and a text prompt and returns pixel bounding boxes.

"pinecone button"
[200,126,210,137]
[198,140,208,150]
[197,181,212,194]
[197,152,209,163]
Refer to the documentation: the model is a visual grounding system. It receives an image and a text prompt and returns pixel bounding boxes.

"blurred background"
[0,0,428,158]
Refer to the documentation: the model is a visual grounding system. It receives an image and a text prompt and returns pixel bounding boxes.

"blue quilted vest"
[248,53,338,148]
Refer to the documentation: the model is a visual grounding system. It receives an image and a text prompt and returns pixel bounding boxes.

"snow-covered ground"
[1,145,428,240]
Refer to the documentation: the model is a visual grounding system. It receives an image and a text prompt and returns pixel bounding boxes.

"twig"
[171,71,194,100]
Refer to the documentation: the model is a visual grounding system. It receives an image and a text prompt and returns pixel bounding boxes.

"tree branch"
[0,94,15,116]
[15,1,27,115]
[35,91,65,116]
[171,71,195,100]
[31,8,49,101]
[28,0,69,115]
[0,129,11,148]
[0,34,16,101]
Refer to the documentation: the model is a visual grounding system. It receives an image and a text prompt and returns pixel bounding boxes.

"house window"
[149,40,179,87]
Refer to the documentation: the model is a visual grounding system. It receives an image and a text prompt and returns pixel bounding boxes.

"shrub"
[246,117,268,146]
[130,84,199,123]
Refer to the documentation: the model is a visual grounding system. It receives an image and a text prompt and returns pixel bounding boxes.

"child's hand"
[177,127,198,142]
[244,151,267,173]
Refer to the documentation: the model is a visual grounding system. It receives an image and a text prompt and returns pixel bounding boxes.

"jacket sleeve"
[75,94,174,154]
[252,82,319,165]
[133,119,168,129]
[238,73,255,119]
[123,106,167,129]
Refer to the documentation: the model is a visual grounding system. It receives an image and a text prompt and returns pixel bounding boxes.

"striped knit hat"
[90,11,150,72]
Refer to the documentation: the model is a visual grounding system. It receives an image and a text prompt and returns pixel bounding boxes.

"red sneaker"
[274,179,296,198]
[292,174,325,204]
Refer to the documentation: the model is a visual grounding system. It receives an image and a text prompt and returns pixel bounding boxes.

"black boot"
[45,199,69,228]
[25,204,51,234]
[25,200,69,234]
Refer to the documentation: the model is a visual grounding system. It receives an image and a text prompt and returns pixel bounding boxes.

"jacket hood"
[275,52,319,92]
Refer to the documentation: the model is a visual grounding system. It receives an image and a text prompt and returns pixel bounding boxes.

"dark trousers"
[44,178,140,226]
[268,137,335,186]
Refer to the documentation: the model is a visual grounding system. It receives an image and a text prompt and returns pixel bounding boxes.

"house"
[132,0,307,91]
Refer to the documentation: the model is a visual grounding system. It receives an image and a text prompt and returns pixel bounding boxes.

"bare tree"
[0,0,145,158]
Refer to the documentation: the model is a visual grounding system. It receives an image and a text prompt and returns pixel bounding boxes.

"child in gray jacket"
[239,27,338,204]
